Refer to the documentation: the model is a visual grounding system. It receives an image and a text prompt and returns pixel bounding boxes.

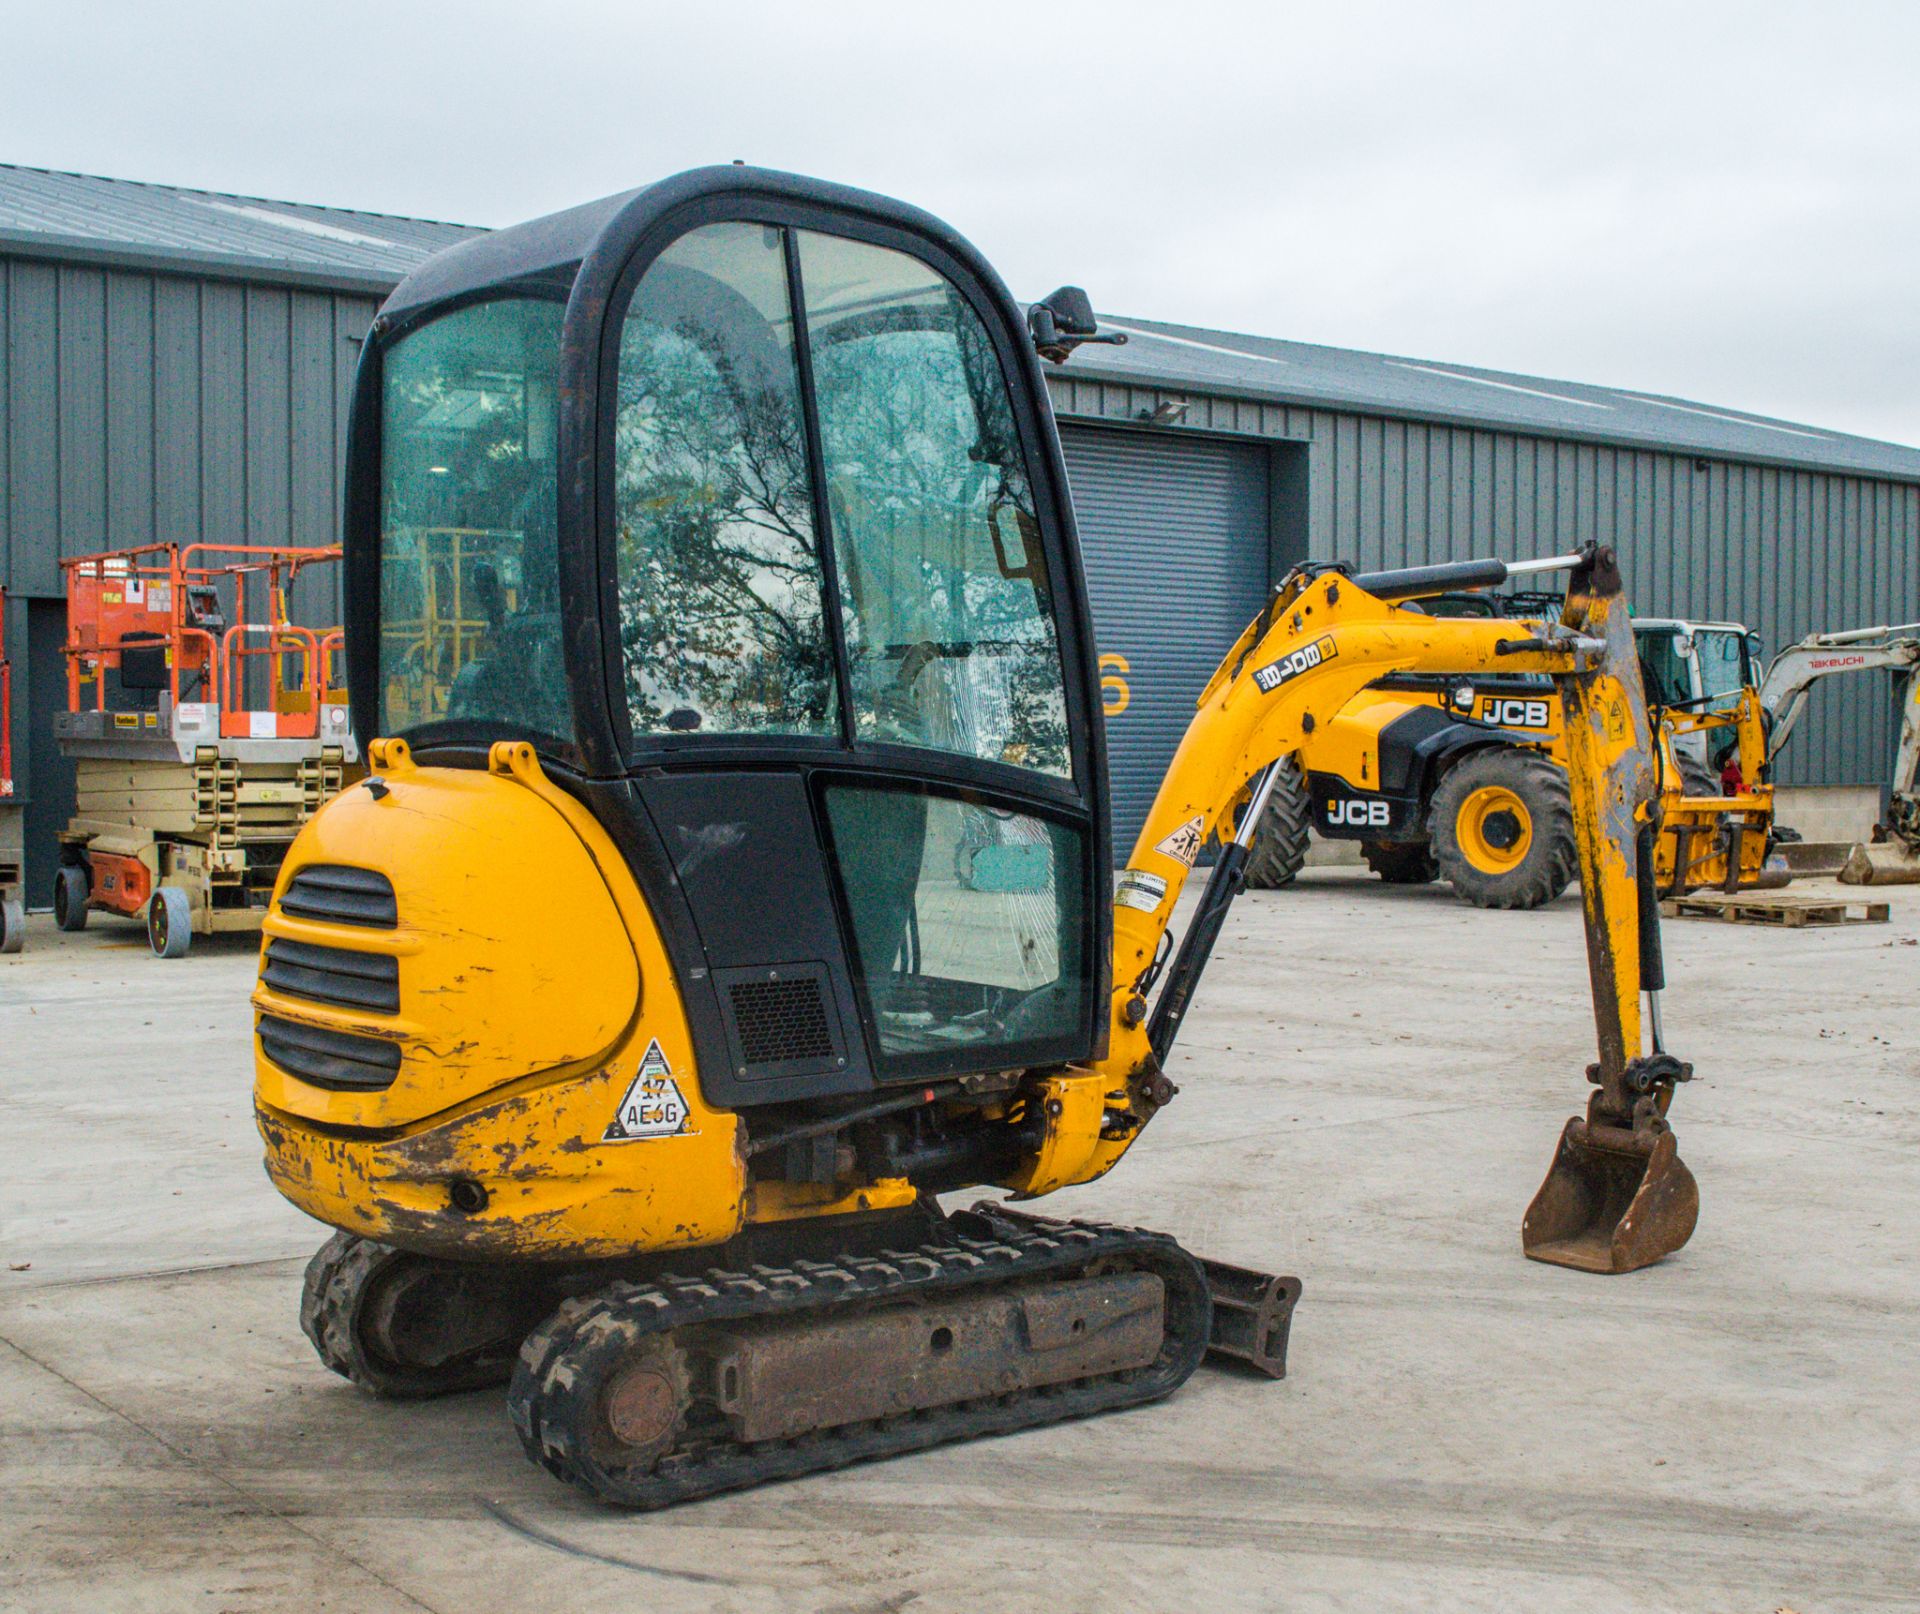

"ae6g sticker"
[604,1039,694,1141]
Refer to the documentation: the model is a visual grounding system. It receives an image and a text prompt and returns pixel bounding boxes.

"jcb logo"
[1479,697,1551,729]
[1327,798,1391,826]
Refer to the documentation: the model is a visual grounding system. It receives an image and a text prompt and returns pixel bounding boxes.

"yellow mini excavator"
[252,167,1699,1508]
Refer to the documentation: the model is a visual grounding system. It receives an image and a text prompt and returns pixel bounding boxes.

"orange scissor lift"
[0,589,21,953]
[52,543,355,957]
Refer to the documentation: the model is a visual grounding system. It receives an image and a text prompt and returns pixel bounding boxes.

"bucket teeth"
[1522,1117,1699,1274]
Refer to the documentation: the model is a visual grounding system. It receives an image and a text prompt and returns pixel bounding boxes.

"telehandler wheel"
[1242,757,1311,888]
[147,887,192,959]
[1430,749,1577,910]
[53,865,89,932]
[0,898,23,954]
[300,1232,544,1400]
[1360,840,1437,884]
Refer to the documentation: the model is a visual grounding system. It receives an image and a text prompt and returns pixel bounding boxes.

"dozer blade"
[1197,1258,1303,1378]
[1522,1118,1698,1274]
[1839,841,1920,886]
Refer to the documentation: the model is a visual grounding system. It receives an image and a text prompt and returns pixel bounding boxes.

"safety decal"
[1115,868,1169,913]
[1253,635,1337,694]
[604,1039,694,1141]
[1153,816,1207,867]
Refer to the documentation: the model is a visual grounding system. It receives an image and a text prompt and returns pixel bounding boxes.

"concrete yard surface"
[2,874,1917,1613]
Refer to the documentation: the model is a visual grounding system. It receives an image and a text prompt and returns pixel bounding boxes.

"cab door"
[566,179,1111,1105]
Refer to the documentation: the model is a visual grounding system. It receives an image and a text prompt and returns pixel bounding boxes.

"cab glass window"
[1637,630,1691,708]
[823,785,1086,1059]
[1696,630,1748,709]
[798,233,1071,778]
[377,298,570,741]
[613,223,835,738]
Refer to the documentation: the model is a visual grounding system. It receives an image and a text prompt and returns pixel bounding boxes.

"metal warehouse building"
[4,165,1918,889]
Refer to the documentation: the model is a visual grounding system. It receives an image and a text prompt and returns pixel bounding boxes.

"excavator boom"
[1026,543,1697,1272]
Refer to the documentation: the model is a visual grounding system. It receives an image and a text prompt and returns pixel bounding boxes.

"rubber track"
[507,1205,1212,1509]
[301,1231,527,1399]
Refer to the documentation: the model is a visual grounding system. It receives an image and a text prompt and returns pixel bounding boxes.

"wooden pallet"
[1661,891,1891,928]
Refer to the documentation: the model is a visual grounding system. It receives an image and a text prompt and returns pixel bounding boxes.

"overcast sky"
[6,1,1917,445]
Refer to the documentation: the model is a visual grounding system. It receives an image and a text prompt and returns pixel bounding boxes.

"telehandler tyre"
[1430,749,1577,910]
[1242,757,1311,888]
[1360,840,1437,884]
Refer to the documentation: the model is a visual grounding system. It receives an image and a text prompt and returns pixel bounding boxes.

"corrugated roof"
[1064,313,1920,482]
[0,163,479,290]
[3,162,1913,481]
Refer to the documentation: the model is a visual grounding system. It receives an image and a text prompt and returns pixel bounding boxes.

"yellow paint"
[253,738,747,1261]
[1059,562,1661,1187]
[1651,693,1774,891]
[749,1177,917,1224]
[1000,1070,1110,1198]
[1454,783,1534,874]
[1099,652,1131,715]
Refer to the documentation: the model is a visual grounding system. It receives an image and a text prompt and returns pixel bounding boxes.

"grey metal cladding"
[1066,313,1920,484]
[2,254,369,613]
[1049,375,1920,791]
[0,164,478,290]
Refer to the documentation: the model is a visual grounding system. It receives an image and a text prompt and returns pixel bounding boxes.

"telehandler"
[252,167,1698,1508]
[1247,604,1920,902]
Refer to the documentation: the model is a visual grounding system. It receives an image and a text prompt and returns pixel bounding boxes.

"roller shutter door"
[1059,427,1271,857]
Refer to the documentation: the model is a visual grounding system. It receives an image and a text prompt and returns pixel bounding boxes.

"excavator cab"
[345,170,1113,1106]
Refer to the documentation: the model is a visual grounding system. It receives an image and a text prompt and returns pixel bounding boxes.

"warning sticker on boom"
[1252,634,1338,693]
[604,1039,694,1141]
[1153,816,1207,867]
[1115,868,1169,913]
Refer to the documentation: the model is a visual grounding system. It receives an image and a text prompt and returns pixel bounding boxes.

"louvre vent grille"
[728,976,835,1066]
[256,1013,402,1092]
[280,864,397,928]
[262,937,399,1013]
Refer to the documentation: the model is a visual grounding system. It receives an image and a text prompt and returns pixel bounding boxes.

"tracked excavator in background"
[1757,624,1920,883]
[251,167,1699,1509]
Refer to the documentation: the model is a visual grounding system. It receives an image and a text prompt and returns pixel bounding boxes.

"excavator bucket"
[1522,1118,1699,1274]
[1839,841,1920,886]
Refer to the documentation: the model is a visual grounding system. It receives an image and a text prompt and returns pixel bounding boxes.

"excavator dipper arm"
[1008,544,1699,1273]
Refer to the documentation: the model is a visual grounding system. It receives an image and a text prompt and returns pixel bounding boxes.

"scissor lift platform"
[51,543,355,957]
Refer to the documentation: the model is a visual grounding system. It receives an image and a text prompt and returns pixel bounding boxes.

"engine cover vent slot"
[715,963,845,1080]
[262,937,400,1013]
[280,864,397,929]
[257,1012,403,1091]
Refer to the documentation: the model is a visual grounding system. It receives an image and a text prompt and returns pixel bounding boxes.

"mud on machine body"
[251,167,1701,1508]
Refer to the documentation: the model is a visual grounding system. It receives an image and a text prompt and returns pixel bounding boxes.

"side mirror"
[1028,286,1127,365]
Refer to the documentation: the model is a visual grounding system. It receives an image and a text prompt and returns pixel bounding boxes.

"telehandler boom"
[252,167,1697,1508]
